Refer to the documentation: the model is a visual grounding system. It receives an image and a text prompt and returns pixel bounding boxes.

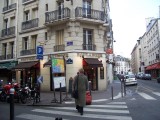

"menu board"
[52,58,64,73]
[53,77,66,89]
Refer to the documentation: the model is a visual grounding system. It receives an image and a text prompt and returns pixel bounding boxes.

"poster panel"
[52,58,64,73]
[53,77,66,89]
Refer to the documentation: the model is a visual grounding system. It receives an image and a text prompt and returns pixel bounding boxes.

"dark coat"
[73,73,88,107]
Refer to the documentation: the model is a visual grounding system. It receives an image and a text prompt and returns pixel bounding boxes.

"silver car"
[125,74,137,85]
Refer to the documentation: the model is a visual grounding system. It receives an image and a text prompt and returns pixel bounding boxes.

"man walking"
[73,68,88,115]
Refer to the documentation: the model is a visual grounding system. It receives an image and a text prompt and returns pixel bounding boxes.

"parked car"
[142,74,151,80]
[125,74,137,85]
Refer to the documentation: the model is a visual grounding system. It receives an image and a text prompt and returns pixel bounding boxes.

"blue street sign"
[37,46,43,60]
[37,46,43,55]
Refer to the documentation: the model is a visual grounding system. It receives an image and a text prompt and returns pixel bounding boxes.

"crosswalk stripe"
[138,92,156,100]
[16,114,69,120]
[32,109,132,120]
[152,92,160,97]
[108,102,126,104]
[46,107,130,114]
[87,104,128,108]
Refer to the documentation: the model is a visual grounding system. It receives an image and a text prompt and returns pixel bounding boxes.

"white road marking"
[16,114,69,120]
[46,107,129,114]
[32,109,132,120]
[152,92,160,97]
[87,104,128,108]
[108,102,126,104]
[138,92,156,100]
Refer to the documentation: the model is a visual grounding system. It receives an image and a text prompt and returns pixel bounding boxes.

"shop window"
[100,67,104,79]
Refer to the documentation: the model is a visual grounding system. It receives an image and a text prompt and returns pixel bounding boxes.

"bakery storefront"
[42,51,107,91]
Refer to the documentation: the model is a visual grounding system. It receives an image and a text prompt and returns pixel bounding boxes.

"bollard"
[111,86,113,100]
[10,88,15,120]
[88,81,92,95]
[121,80,123,97]
[60,82,62,104]
[124,80,126,96]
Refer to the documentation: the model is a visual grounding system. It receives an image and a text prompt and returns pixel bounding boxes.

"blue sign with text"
[37,46,43,60]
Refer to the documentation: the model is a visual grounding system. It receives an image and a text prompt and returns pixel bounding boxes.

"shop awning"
[43,60,51,67]
[12,61,39,70]
[0,61,17,70]
[146,63,160,70]
[83,58,103,67]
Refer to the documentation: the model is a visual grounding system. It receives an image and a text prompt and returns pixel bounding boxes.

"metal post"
[111,86,113,100]
[10,88,15,120]
[60,82,62,104]
[89,81,92,96]
[124,79,126,96]
[121,80,123,97]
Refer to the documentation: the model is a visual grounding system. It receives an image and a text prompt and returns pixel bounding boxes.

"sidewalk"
[27,80,122,106]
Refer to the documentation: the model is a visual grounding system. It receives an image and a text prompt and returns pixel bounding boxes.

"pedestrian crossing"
[16,102,132,120]
[136,91,160,100]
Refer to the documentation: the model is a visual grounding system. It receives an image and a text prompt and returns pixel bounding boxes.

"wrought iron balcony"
[53,44,65,52]
[22,0,36,4]
[7,54,14,59]
[0,55,6,60]
[45,8,70,23]
[3,3,16,12]
[82,44,96,51]
[75,7,104,21]
[1,26,15,37]
[22,18,39,30]
[20,49,36,56]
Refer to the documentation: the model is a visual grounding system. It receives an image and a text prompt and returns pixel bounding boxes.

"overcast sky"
[109,0,160,58]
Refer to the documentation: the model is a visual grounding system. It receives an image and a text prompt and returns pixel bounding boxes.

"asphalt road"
[0,79,160,120]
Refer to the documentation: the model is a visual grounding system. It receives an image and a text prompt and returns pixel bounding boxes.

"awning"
[12,61,39,70]
[0,61,17,70]
[43,60,51,67]
[83,58,103,67]
[146,63,160,70]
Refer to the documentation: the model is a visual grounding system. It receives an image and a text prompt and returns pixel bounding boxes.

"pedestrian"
[73,68,88,115]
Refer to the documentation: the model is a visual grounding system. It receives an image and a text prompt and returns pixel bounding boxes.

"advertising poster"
[52,58,65,73]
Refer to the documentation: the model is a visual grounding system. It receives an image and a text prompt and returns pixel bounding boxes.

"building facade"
[114,55,131,75]
[0,0,112,91]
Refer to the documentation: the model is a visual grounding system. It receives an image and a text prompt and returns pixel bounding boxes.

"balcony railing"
[3,3,16,12]
[22,18,39,30]
[53,44,65,52]
[0,55,6,60]
[1,26,15,37]
[7,54,14,59]
[75,7,104,21]
[82,44,96,51]
[22,0,36,4]
[20,49,36,56]
[45,8,70,23]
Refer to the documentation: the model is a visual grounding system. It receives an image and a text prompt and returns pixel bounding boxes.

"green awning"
[0,61,17,70]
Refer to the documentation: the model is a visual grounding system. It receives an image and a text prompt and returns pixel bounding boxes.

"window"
[23,37,28,50]
[100,67,104,79]
[56,30,64,45]
[57,2,64,19]
[25,11,29,21]
[31,35,37,49]
[46,4,48,11]
[4,19,8,29]
[83,0,91,18]
[2,43,7,58]
[45,32,48,40]
[83,29,93,50]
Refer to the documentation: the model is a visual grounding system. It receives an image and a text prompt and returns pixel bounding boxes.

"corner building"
[0,0,112,91]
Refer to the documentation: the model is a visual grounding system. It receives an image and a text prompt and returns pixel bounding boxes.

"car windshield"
[129,74,135,78]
